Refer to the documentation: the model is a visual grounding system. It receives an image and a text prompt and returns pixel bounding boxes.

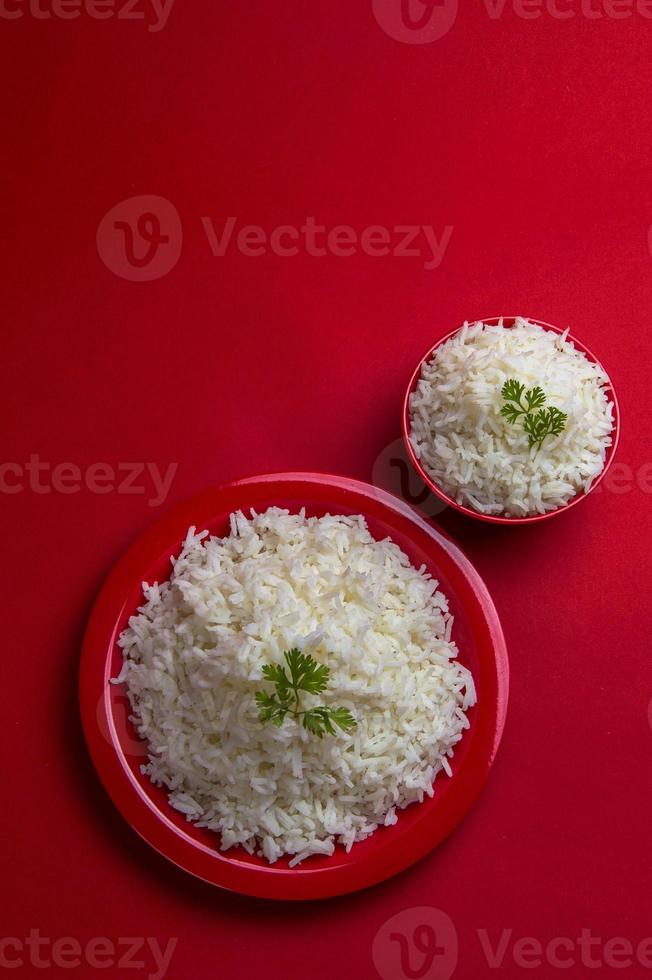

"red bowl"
[402,316,621,525]
[80,473,508,900]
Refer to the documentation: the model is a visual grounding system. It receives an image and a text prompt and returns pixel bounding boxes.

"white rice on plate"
[409,317,614,517]
[113,508,476,866]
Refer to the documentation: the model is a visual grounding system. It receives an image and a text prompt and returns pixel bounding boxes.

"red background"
[3,2,652,978]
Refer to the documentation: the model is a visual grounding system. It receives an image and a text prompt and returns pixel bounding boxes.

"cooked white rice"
[409,317,614,517]
[113,508,476,865]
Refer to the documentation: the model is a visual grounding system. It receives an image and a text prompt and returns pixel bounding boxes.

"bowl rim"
[79,472,509,900]
[402,315,621,525]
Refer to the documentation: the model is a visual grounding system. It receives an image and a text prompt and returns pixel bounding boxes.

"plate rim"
[79,472,509,900]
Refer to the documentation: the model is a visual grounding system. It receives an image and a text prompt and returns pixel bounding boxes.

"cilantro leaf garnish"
[256,649,356,739]
[522,406,568,452]
[500,379,567,452]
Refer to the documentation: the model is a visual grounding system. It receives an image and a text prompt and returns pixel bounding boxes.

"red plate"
[79,473,509,900]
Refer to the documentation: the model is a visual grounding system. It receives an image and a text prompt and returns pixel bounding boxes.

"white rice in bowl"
[409,317,615,517]
[113,508,476,866]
